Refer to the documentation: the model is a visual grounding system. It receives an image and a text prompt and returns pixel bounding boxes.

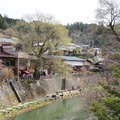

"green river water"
[9,96,94,120]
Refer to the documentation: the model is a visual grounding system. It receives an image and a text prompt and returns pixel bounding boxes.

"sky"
[0,0,98,25]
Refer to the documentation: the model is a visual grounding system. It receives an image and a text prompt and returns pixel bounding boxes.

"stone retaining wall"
[0,75,102,107]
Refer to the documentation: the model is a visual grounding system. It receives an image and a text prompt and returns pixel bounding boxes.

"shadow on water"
[9,96,92,120]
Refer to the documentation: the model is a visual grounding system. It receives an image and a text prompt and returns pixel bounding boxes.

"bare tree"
[4,28,16,38]
[96,0,120,42]
[24,11,58,24]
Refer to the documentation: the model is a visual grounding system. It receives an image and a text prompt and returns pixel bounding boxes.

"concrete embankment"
[0,76,83,107]
[0,75,102,119]
[0,75,102,106]
[0,88,81,120]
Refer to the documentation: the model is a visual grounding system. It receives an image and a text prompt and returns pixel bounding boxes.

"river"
[9,96,95,120]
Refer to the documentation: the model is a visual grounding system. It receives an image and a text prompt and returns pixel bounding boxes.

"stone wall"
[0,83,18,107]
[0,75,102,107]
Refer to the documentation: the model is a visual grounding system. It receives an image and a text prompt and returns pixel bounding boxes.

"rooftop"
[42,55,86,61]
[0,47,16,58]
[55,56,86,61]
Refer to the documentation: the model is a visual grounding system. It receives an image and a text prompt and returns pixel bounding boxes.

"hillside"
[0,14,117,50]
[0,14,22,30]
[66,22,112,48]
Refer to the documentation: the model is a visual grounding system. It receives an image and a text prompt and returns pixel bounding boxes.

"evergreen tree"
[91,53,120,120]
[0,14,7,29]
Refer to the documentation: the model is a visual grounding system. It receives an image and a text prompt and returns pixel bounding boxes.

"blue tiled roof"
[42,55,86,61]
[56,56,85,61]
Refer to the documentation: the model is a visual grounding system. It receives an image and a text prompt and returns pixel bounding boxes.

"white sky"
[0,0,98,25]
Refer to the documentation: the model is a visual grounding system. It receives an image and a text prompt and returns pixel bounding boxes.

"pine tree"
[91,53,120,120]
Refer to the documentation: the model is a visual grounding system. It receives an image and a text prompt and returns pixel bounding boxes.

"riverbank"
[0,89,81,120]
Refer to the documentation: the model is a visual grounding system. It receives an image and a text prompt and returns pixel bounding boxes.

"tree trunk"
[109,23,120,42]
